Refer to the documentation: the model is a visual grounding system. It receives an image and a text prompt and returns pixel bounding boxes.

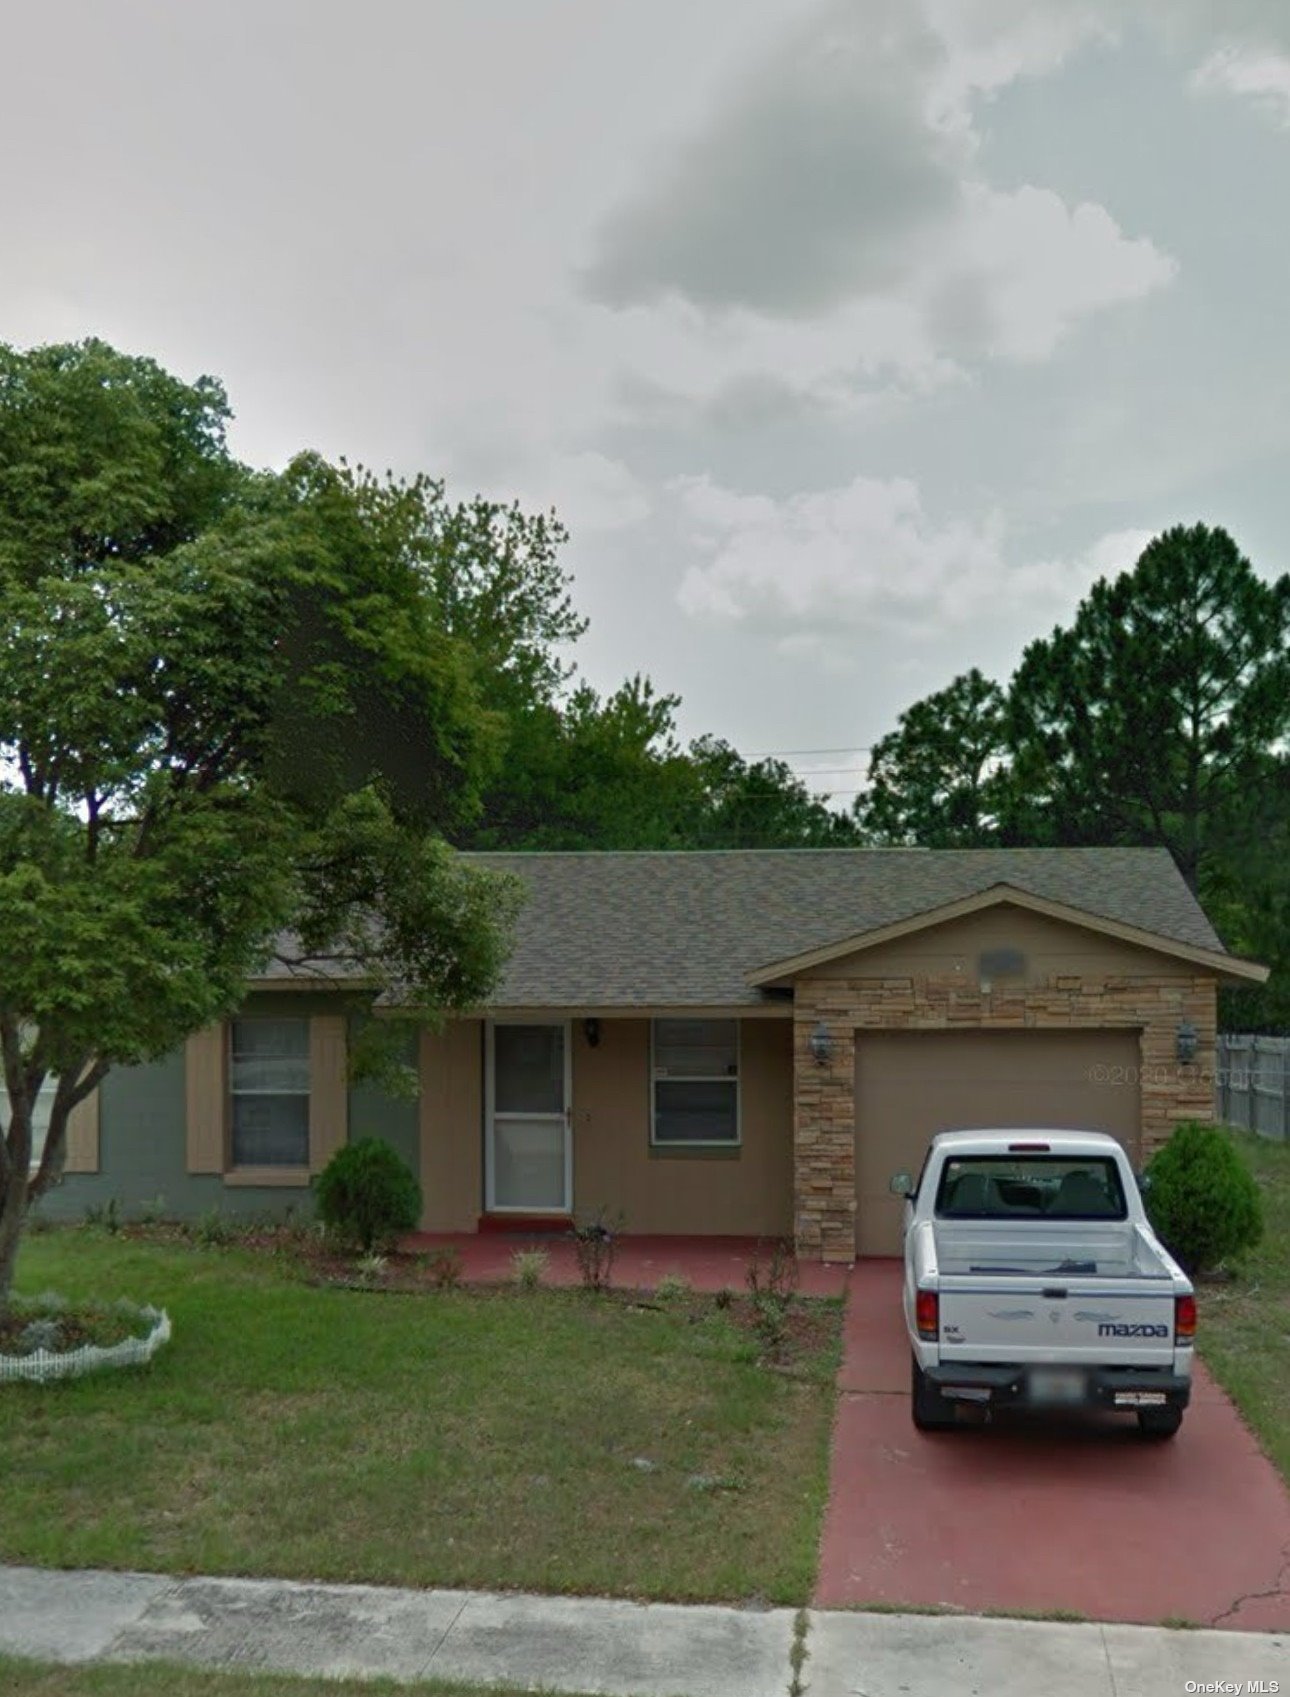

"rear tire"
[911,1355,955,1431]
[1137,1405,1183,1439]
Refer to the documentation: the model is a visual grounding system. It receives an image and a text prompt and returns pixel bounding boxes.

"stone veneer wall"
[792,972,1218,1263]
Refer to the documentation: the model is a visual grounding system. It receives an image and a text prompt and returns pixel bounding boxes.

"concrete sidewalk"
[2,1565,1288,1697]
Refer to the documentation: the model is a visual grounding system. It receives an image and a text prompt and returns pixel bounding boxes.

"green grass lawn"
[0,1658,591,1697]
[0,1231,839,1605]
[1196,1130,1290,1481]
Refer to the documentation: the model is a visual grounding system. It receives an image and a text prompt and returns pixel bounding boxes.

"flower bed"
[0,1294,171,1384]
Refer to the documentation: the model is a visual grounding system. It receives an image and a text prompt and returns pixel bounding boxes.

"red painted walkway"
[816,1261,1290,1629]
[402,1231,850,1298]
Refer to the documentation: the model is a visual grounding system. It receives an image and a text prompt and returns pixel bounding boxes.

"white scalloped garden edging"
[0,1302,172,1384]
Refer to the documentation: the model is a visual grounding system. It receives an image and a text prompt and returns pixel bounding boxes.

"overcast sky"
[4,0,1289,802]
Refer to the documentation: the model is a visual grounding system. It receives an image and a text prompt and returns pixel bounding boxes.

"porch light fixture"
[809,1021,833,1067]
[583,1018,601,1048]
[1175,1020,1198,1065]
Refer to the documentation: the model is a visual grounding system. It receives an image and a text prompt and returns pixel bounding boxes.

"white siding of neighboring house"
[0,1074,58,1170]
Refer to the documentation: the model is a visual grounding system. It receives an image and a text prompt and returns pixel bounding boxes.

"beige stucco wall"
[802,906,1191,983]
[573,1018,793,1236]
[419,1019,484,1231]
[417,1014,794,1236]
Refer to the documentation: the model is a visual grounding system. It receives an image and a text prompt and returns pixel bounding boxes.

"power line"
[714,788,868,803]
[746,745,876,758]
[761,765,870,776]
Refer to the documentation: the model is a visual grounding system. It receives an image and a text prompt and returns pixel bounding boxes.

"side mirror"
[1137,1171,1153,1197]
[889,1171,914,1198]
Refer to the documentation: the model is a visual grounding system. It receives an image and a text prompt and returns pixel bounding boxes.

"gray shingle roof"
[458,847,1229,1009]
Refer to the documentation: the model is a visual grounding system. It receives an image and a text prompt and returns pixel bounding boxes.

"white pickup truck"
[892,1129,1195,1439]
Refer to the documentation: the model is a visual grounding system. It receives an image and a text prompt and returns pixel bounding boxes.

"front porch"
[403,1230,851,1298]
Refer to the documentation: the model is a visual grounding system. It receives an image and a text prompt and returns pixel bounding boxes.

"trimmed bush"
[313,1137,422,1253]
[654,1272,693,1305]
[1145,1122,1263,1274]
[510,1248,549,1291]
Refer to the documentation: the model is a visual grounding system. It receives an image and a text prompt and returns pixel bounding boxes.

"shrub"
[424,1246,462,1290]
[655,1272,692,1305]
[1146,1122,1263,1274]
[194,1205,233,1248]
[746,1238,799,1354]
[571,1206,624,1293]
[136,1194,168,1227]
[313,1137,422,1253]
[17,1317,63,1354]
[511,1248,549,1291]
[83,1198,121,1235]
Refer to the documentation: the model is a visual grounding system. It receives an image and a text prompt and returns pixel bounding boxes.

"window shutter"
[64,1088,100,1174]
[185,1024,227,1174]
[309,1014,348,1172]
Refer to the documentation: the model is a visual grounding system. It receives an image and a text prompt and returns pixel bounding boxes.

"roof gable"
[748,883,1268,987]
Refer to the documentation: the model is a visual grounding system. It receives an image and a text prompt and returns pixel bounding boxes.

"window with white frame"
[229,1019,310,1168]
[0,1073,57,1171]
[651,1019,739,1147]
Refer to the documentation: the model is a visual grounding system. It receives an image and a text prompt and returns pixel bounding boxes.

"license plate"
[1029,1368,1086,1405]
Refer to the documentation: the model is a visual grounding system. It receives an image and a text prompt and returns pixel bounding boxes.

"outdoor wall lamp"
[583,1017,601,1048]
[1176,1020,1198,1065]
[809,1021,833,1067]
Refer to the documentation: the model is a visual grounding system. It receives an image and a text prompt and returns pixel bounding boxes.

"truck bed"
[932,1220,1173,1282]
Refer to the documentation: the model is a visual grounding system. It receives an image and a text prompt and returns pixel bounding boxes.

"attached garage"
[853,1029,1142,1256]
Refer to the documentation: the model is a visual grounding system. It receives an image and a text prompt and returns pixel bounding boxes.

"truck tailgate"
[938,1279,1177,1365]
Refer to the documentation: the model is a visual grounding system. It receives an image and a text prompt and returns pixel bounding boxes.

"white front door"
[485,1021,572,1213]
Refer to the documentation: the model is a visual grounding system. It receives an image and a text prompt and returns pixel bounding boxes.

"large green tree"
[1006,524,1290,884]
[1201,751,1290,1032]
[853,668,1010,846]
[463,681,859,851]
[0,340,522,1306]
[685,737,860,848]
[464,676,698,850]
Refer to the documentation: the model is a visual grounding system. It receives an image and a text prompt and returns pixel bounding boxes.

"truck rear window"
[935,1156,1127,1221]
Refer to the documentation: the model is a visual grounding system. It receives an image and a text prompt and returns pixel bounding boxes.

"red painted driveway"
[816,1261,1290,1629]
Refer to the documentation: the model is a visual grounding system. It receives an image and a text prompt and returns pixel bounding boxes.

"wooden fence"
[1217,1034,1290,1141]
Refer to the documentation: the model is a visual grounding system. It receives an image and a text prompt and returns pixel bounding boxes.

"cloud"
[526,452,652,536]
[583,0,965,318]
[922,0,1116,133]
[674,473,1162,655]
[929,185,1176,361]
[583,0,1173,416]
[674,473,1011,636]
[588,177,1172,436]
[1192,43,1290,127]
[1081,526,1155,579]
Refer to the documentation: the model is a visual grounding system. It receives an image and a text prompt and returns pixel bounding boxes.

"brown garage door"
[854,1029,1142,1256]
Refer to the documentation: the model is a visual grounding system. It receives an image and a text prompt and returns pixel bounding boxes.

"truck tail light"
[915,1289,939,1341]
[1007,1141,1050,1153]
[1175,1294,1196,1342]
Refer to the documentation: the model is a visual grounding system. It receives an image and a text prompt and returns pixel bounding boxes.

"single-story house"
[32,847,1267,1262]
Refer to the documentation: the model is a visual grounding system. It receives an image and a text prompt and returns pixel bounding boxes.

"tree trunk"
[0,1161,29,1315]
[0,1059,105,1315]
